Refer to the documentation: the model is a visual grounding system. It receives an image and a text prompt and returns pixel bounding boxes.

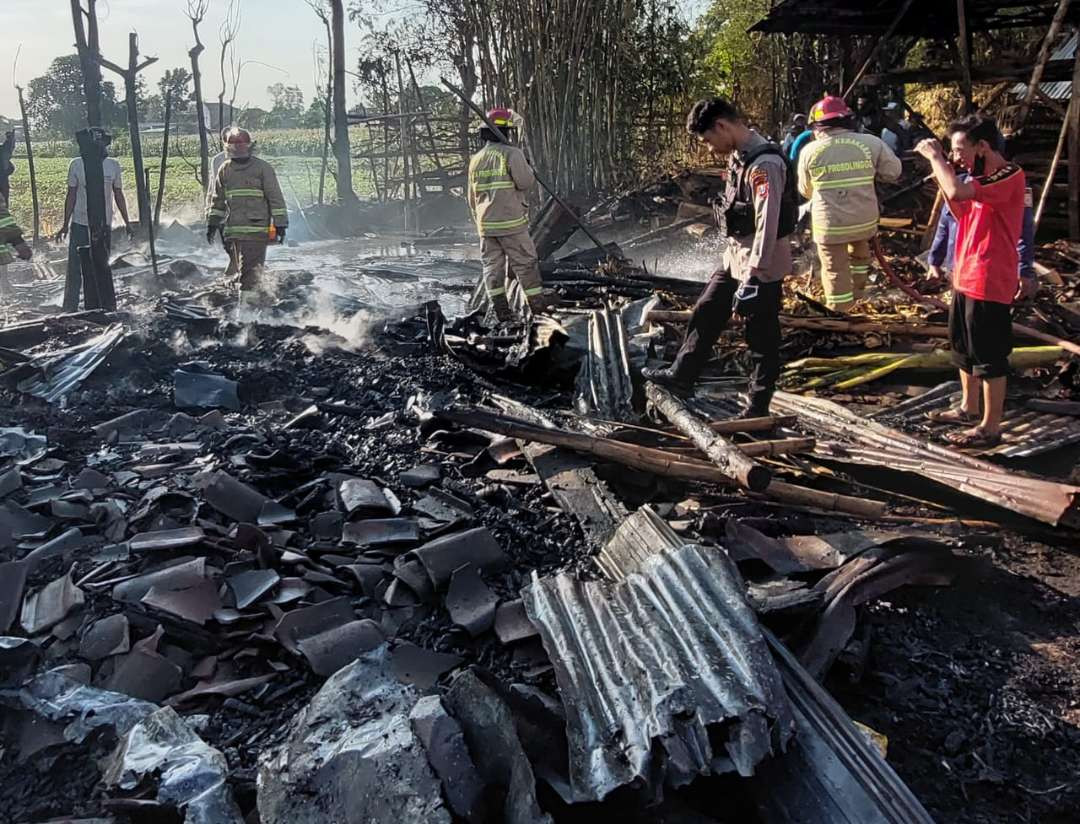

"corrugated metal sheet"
[1011,31,1077,101]
[873,381,1080,457]
[756,630,937,824]
[522,543,795,802]
[574,306,634,421]
[17,324,127,403]
[770,391,1080,527]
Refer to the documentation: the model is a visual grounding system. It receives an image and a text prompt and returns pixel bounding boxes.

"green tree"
[26,55,126,137]
[266,83,305,127]
[302,98,327,128]
[239,107,270,130]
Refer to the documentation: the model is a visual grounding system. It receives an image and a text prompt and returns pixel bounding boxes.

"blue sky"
[3,0,709,121]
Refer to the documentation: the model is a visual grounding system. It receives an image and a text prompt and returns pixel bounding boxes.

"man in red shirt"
[915,114,1026,448]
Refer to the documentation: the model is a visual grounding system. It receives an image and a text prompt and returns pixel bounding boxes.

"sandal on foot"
[927,407,979,425]
[945,428,1002,448]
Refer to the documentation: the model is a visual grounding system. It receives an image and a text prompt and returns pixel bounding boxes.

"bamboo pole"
[1017,0,1073,130]
[440,76,609,253]
[15,86,40,245]
[646,383,773,492]
[438,406,879,518]
[1035,110,1070,231]
[841,0,917,100]
[647,310,952,339]
[155,89,171,230]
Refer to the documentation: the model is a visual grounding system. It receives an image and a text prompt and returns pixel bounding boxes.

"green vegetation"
[5,145,382,234]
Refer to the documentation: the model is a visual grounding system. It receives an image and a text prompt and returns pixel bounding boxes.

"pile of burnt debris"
[1,211,1079,824]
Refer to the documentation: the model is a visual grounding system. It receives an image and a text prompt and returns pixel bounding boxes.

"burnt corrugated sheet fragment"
[522,543,794,802]
[574,306,634,421]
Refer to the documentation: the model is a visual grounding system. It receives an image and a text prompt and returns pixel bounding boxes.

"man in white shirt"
[56,130,133,311]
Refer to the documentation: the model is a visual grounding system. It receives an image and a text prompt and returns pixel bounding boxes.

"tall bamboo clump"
[428,0,692,195]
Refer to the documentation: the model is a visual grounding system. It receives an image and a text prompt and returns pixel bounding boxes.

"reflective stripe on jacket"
[467,142,535,237]
[797,129,902,244]
[206,156,288,241]
[0,193,26,266]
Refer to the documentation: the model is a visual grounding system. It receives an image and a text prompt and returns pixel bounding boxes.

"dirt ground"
[834,534,1080,824]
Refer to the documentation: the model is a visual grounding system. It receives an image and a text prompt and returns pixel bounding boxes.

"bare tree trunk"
[99,34,157,236]
[318,17,333,204]
[156,90,172,229]
[188,4,211,191]
[331,0,356,202]
[71,0,103,127]
[15,86,41,245]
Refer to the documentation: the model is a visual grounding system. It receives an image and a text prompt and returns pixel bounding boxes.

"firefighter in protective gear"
[797,95,902,311]
[206,127,288,292]
[0,192,32,266]
[467,107,544,322]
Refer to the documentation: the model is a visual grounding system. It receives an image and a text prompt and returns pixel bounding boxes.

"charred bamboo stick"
[646,383,773,492]
[668,437,815,458]
[710,415,797,433]
[436,407,734,484]
[763,481,886,519]
[1025,398,1080,416]
[647,310,951,338]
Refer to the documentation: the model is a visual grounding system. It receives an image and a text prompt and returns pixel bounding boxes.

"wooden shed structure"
[751,0,1080,239]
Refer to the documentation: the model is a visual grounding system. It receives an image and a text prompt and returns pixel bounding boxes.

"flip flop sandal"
[944,428,1002,449]
[927,407,979,425]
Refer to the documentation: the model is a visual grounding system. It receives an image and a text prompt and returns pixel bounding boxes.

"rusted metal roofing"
[872,381,1080,458]
[522,543,795,802]
[1011,31,1078,101]
[770,391,1080,527]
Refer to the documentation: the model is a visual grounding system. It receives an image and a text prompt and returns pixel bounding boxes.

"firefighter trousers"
[670,269,782,413]
[481,231,543,320]
[227,239,268,292]
[817,238,872,312]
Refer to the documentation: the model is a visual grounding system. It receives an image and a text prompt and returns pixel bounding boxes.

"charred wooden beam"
[646,383,773,492]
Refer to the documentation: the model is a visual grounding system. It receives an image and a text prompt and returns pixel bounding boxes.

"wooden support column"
[70,0,103,127]
[394,51,412,232]
[646,383,773,492]
[72,127,115,311]
[955,0,974,111]
[1070,34,1080,240]
[15,86,40,245]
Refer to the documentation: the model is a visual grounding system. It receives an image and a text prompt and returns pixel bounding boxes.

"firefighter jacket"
[467,142,535,237]
[206,157,288,242]
[797,129,902,245]
[0,193,27,266]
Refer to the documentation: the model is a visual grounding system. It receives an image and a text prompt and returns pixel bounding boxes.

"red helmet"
[809,96,853,126]
[486,108,514,128]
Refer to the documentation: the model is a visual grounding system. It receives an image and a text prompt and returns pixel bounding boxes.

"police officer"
[643,96,796,418]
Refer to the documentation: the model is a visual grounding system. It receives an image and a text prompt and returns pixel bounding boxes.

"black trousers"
[64,223,112,313]
[949,291,1013,379]
[670,269,782,410]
